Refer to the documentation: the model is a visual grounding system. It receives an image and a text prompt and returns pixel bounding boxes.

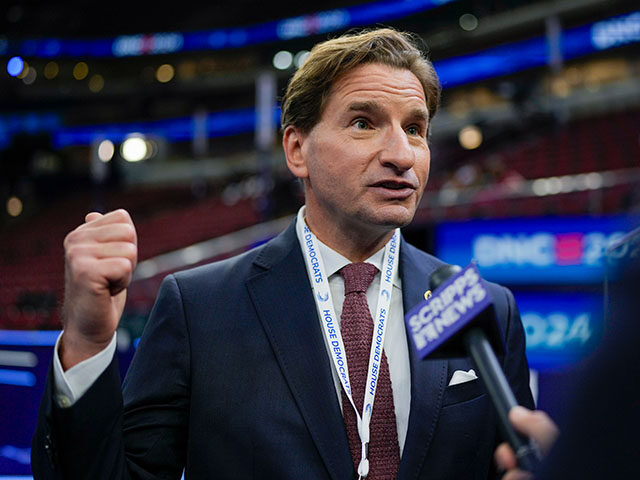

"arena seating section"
[415,109,639,223]
[0,190,258,329]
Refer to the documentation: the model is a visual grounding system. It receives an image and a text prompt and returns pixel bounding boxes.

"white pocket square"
[448,369,478,386]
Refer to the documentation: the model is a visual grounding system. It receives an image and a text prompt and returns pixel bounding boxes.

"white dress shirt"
[53,209,412,453]
[52,329,116,407]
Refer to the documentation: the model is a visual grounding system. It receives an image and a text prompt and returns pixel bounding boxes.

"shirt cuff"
[52,331,117,408]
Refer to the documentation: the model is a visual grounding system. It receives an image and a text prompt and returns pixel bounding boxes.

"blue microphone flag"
[405,263,492,359]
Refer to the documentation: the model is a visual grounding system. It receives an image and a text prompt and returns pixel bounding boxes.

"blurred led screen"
[514,291,603,371]
[435,216,637,284]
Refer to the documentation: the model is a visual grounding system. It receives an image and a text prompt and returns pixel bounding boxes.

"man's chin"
[365,205,416,229]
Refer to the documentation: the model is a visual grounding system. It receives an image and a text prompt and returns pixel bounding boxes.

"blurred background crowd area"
[1,0,639,332]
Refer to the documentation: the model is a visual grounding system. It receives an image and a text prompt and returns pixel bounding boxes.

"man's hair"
[280,27,441,133]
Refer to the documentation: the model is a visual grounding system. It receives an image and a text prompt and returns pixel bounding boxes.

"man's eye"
[407,125,421,136]
[354,119,369,129]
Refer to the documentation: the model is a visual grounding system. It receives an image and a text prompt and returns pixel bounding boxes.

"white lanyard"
[299,214,400,479]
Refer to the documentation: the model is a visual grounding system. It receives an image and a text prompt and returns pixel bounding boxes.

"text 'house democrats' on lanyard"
[299,213,400,479]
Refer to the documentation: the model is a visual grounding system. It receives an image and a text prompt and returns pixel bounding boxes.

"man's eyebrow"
[347,102,429,123]
[347,101,382,115]
[408,108,430,123]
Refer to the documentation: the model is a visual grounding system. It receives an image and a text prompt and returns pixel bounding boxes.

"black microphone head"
[429,264,462,291]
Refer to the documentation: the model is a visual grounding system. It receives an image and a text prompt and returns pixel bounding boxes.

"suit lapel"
[245,222,353,480]
[398,241,448,480]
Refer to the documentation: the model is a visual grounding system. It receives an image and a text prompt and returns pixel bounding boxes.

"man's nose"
[379,125,415,172]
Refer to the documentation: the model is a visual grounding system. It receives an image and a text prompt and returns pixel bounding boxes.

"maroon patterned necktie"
[339,262,400,480]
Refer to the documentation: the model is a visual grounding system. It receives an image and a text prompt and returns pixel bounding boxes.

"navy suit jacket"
[32,220,533,479]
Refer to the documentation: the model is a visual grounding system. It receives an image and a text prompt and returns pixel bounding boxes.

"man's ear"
[283,125,309,180]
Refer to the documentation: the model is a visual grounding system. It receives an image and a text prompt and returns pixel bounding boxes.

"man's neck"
[303,210,395,263]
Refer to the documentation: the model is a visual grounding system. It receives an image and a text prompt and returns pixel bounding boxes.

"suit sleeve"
[31,274,190,479]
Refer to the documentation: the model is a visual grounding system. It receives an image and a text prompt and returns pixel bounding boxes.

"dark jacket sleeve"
[32,354,128,479]
[31,274,190,480]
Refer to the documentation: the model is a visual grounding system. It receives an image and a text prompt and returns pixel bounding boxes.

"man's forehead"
[328,63,427,106]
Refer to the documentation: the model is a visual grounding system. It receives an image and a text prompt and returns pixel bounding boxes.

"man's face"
[288,62,431,239]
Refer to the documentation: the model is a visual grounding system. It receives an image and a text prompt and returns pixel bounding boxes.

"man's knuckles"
[84,212,103,223]
[65,237,136,261]
[67,252,134,283]
[105,257,134,278]
[92,223,137,243]
[66,220,137,244]
[98,241,137,260]
[120,222,137,244]
[102,208,133,226]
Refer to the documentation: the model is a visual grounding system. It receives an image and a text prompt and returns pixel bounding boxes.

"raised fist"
[59,209,138,370]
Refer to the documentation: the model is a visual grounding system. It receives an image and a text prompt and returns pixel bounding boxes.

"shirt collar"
[295,206,400,286]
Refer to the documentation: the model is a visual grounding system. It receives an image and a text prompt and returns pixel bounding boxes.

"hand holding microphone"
[494,406,559,480]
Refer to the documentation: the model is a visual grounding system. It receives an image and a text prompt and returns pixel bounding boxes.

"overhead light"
[89,74,105,92]
[98,140,115,162]
[44,61,59,80]
[6,196,23,217]
[7,56,25,77]
[121,135,148,162]
[584,172,603,189]
[532,178,550,196]
[558,175,575,193]
[294,50,310,68]
[273,50,293,70]
[16,61,30,79]
[546,176,562,194]
[22,67,37,85]
[73,62,89,80]
[459,13,479,31]
[458,125,483,150]
[156,64,175,83]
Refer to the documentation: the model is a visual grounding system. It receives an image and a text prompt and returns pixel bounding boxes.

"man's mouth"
[370,180,417,199]
[372,180,416,190]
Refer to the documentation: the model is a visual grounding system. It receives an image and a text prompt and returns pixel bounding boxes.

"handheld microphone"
[405,263,541,473]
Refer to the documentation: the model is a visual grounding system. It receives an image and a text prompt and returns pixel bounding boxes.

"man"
[32,28,534,479]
